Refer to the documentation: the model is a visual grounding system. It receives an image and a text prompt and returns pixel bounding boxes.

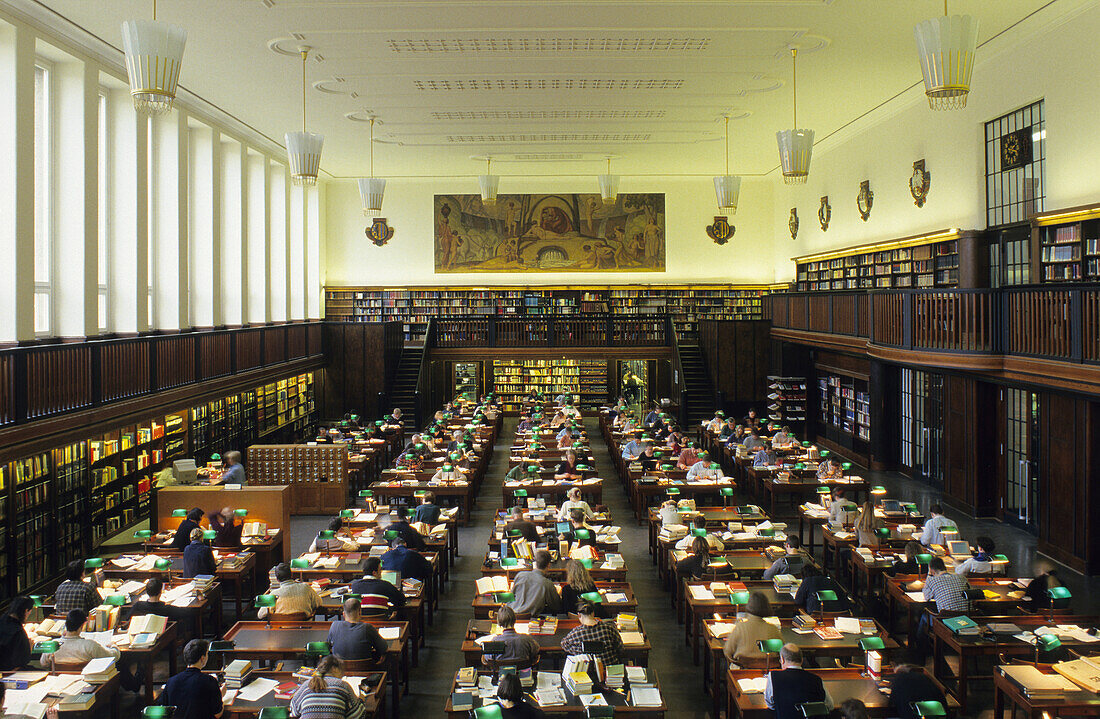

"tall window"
[146,115,155,325]
[97,91,109,332]
[900,368,944,485]
[33,63,53,336]
[1004,388,1039,532]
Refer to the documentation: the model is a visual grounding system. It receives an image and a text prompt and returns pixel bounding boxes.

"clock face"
[1000,128,1033,171]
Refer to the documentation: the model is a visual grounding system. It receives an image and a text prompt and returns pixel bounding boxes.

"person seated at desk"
[290,655,366,719]
[217,451,246,485]
[350,557,406,610]
[826,489,849,524]
[413,492,441,524]
[159,639,223,719]
[743,408,763,432]
[131,577,177,620]
[381,537,432,582]
[327,598,388,662]
[643,404,661,427]
[1020,569,1062,610]
[516,414,538,433]
[839,699,869,719]
[208,506,242,548]
[705,411,726,433]
[443,429,461,454]
[722,592,783,667]
[764,643,833,719]
[620,435,643,460]
[887,661,947,719]
[55,559,102,614]
[954,536,1001,576]
[506,462,540,484]
[46,609,142,691]
[508,550,561,616]
[772,426,796,447]
[555,450,583,481]
[912,557,971,657]
[886,541,925,577]
[172,507,205,551]
[742,429,765,452]
[854,501,885,547]
[816,456,844,480]
[675,516,724,551]
[919,504,952,546]
[505,506,540,543]
[794,565,850,614]
[677,442,700,470]
[637,442,658,473]
[395,448,424,472]
[387,408,404,428]
[387,516,427,551]
[310,518,358,553]
[560,559,600,616]
[675,536,711,580]
[496,672,543,719]
[753,444,778,468]
[763,536,808,580]
[555,428,575,450]
[557,487,595,521]
[559,509,596,549]
[482,605,540,667]
[261,562,321,618]
[430,463,464,483]
[719,417,739,441]
[0,596,34,670]
[183,528,217,579]
[649,415,669,441]
[686,453,721,480]
[314,427,334,444]
[561,600,624,666]
[548,409,568,428]
[658,499,681,528]
[665,431,683,456]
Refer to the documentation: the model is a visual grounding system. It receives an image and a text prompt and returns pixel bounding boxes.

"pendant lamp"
[914,1,979,110]
[597,158,619,206]
[121,0,186,116]
[713,116,742,213]
[358,117,386,215]
[478,158,499,206]
[776,47,814,185]
[285,46,323,187]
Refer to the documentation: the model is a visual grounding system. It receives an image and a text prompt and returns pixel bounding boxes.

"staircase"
[678,344,717,425]
[389,347,424,426]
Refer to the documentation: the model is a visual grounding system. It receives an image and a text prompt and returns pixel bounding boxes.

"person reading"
[326,598,388,662]
[764,644,833,719]
[159,639,223,719]
[482,605,539,667]
[722,592,782,666]
[507,549,560,616]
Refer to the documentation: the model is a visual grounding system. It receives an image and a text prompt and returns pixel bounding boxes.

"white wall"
[771,2,1100,282]
[325,175,776,286]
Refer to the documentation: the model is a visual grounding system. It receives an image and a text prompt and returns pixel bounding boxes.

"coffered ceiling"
[33,0,1069,178]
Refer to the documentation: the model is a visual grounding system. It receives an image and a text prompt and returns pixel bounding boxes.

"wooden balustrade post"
[90,341,103,407]
[902,293,913,349]
[488,316,496,347]
[12,350,27,424]
[1071,288,1083,363]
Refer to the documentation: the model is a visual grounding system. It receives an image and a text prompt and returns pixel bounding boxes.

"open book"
[475,576,511,595]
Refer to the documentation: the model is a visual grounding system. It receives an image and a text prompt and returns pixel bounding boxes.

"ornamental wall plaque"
[818,196,831,232]
[909,159,931,208]
[789,207,799,241]
[857,180,874,222]
[366,217,395,246]
[706,216,735,245]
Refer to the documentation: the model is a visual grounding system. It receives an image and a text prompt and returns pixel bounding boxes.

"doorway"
[1003,388,1040,532]
[900,368,944,485]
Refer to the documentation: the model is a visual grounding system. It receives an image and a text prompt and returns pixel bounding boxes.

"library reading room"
[2,1,1100,719]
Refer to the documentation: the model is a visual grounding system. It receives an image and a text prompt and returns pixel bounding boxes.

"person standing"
[55,560,101,615]
[172,508,205,551]
[182,528,217,579]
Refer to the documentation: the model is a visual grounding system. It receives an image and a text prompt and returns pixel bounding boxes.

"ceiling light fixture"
[121,0,186,116]
[915,0,979,110]
[285,46,323,186]
[597,157,619,206]
[478,158,499,206]
[776,47,814,185]
[358,117,386,215]
[714,115,742,213]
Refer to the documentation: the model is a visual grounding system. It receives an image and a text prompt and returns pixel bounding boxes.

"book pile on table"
[773,574,798,595]
[792,613,817,630]
[81,658,118,684]
[565,670,593,695]
[1002,665,1083,698]
[224,660,254,689]
[604,664,625,690]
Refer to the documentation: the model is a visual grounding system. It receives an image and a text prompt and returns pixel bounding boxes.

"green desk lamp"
[143,708,175,719]
[757,637,784,674]
[911,702,946,718]
[134,529,153,539]
[1035,633,1061,664]
[154,558,172,571]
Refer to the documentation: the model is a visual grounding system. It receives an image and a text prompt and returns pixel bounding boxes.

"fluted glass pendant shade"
[358,177,386,215]
[598,174,619,205]
[286,131,324,186]
[713,175,741,213]
[776,129,814,185]
[479,169,499,206]
[120,19,186,116]
[914,14,979,110]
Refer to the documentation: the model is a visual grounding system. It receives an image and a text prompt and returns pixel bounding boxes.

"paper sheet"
[237,678,279,702]
[378,626,401,640]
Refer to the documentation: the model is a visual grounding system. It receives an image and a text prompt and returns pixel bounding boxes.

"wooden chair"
[268,611,311,621]
[341,656,387,672]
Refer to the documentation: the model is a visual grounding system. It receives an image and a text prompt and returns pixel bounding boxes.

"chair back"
[341,656,386,672]
[50,660,88,672]
[269,611,311,621]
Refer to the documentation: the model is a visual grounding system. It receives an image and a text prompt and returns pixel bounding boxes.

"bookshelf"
[258,373,315,439]
[1030,204,1100,282]
[792,230,985,291]
[490,359,608,412]
[817,373,870,456]
[324,285,777,343]
[766,376,807,432]
[191,390,258,466]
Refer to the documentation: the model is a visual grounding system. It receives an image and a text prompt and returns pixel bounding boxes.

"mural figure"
[433,193,665,273]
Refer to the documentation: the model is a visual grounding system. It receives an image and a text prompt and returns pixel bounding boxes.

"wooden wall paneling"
[1038,392,1085,571]
[867,360,898,471]
[345,325,367,418]
[972,381,999,516]
[942,375,974,513]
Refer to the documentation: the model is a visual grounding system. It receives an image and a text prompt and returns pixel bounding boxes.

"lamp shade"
[120,19,186,116]
[358,177,386,215]
[730,591,751,605]
[776,129,814,184]
[859,636,886,651]
[713,175,741,214]
[254,594,277,608]
[478,173,500,205]
[259,709,289,719]
[598,174,619,205]
[304,641,331,656]
[911,702,947,719]
[234,509,248,517]
[285,131,324,186]
[914,14,979,110]
[154,558,172,570]
[758,638,784,654]
[1036,633,1062,652]
[580,591,603,604]
[144,707,175,719]
[32,640,60,654]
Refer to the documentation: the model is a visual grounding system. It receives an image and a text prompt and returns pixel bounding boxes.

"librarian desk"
[646,506,767,558]
[705,618,898,713]
[993,664,1100,719]
[471,580,638,619]
[41,580,222,639]
[882,574,1018,638]
[217,670,387,719]
[726,668,959,719]
[341,509,459,565]
[932,614,1100,711]
[481,557,629,583]
[319,583,427,665]
[221,620,409,719]
[682,581,798,662]
[1,670,120,719]
[292,551,442,615]
[142,530,282,589]
[461,618,651,667]
[443,673,668,719]
[103,553,256,620]
[799,504,924,554]
[370,479,475,524]
[503,477,602,508]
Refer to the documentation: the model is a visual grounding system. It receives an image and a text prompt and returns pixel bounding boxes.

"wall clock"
[818,196,831,232]
[909,160,931,208]
[857,180,873,222]
[1000,127,1033,171]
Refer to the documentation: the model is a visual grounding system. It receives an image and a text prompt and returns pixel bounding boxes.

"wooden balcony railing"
[766,285,1100,365]
[431,315,672,348]
[0,322,325,428]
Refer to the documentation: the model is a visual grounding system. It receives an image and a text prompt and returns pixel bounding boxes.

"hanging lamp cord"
[725,116,730,175]
[791,48,798,129]
[369,118,375,178]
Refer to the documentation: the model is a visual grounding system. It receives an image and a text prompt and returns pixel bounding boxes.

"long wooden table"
[217,670,387,719]
[103,552,256,619]
[460,617,651,667]
[993,663,1100,719]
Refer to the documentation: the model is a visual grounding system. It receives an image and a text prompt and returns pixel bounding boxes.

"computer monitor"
[881,499,904,514]
[556,522,571,534]
[172,459,198,485]
[947,540,971,556]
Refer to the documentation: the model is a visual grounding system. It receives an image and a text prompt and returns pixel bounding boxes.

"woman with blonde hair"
[854,501,885,547]
[290,655,365,719]
[560,559,599,615]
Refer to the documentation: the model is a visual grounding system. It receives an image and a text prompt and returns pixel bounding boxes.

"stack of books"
[224,660,254,689]
[773,574,798,594]
[604,664,625,690]
[565,671,593,695]
[793,613,818,630]
[616,614,639,632]
[534,687,566,706]
[658,525,688,543]
[1002,665,1082,698]
[626,666,652,688]
[455,667,477,689]
[450,690,474,711]
[81,658,118,684]
[192,575,216,592]
[630,686,663,707]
